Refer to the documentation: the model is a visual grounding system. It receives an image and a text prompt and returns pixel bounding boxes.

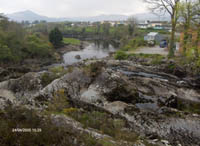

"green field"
[63,38,81,45]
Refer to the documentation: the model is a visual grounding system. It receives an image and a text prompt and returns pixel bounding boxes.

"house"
[138,23,149,29]
[149,21,164,28]
[144,32,166,43]
[138,20,171,30]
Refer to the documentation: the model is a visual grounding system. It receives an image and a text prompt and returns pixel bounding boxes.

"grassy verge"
[63,38,81,45]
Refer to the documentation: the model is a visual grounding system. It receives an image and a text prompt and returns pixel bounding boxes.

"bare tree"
[144,0,180,57]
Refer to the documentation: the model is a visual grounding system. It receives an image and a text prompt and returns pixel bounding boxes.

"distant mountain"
[133,12,170,21]
[72,14,129,22]
[6,10,170,22]
[6,10,129,22]
[7,10,50,22]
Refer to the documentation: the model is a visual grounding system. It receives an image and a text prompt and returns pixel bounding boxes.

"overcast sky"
[0,0,148,17]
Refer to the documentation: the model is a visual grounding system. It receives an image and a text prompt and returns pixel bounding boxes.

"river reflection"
[63,41,118,65]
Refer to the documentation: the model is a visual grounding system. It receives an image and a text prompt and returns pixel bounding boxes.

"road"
[130,45,168,56]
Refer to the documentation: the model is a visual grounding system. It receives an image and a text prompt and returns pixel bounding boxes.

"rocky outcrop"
[0,59,200,145]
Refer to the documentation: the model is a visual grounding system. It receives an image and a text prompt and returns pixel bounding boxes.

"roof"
[150,21,168,23]
[147,32,159,36]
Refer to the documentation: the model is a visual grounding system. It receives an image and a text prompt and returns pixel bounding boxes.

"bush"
[47,89,69,113]
[41,66,68,87]
[114,51,128,60]
[41,72,57,87]
[0,45,13,63]
[151,55,164,65]
[0,105,104,146]
[83,62,105,77]
[122,37,147,51]
[25,34,53,58]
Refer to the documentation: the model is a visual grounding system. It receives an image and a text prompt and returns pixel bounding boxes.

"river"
[63,41,118,65]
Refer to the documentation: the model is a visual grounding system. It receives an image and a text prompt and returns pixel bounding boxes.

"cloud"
[0,0,147,17]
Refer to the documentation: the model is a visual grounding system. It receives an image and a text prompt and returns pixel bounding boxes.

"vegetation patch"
[63,38,81,45]
[150,55,164,65]
[41,66,69,87]
[83,61,105,77]
[177,99,200,114]
[0,105,98,146]
[121,37,147,51]
[44,89,140,143]
[114,51,129,60]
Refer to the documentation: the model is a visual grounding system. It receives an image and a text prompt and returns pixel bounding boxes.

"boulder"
[75,55,81,60]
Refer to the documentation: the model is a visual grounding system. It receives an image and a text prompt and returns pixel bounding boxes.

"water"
[63,42,117,65]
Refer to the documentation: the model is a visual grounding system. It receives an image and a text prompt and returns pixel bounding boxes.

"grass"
[63,38,81,45]
[45,89,140,143]
[121,37,148,52]
[114,51,129,60]
[41,66,69,87]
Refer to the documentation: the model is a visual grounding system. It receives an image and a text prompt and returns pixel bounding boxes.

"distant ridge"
[6,10,170,22]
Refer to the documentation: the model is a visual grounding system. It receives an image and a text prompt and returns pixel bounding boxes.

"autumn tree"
[144,0,181,57]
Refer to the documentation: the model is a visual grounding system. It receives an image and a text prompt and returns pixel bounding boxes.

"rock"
[104,101,129,114]
[161,140,169,144]
[1,59,200,145]
[80,85,102,103]
[0,89,16,109]
[51,114,113,142]
[75,55,81,60]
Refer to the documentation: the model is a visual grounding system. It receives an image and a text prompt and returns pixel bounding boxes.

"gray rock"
[75,55,81,60]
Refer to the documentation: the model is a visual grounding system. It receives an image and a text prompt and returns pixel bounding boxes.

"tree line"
[144,0,200,58]
[0,15,65,65]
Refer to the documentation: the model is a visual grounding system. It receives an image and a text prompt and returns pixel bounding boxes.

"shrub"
[47,89,69,113]
[83,62,105,77]
[49,66,67,75]
[0,105,104,146]
[151,55,164,65]
[25,34,53,58]
[41,66,68,87]
[41,72,57,87]
[114,51,128,60]
[121,37,147,51]
[0,45,14,63]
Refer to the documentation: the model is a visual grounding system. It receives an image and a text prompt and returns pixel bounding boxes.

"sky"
[0,0,148,17]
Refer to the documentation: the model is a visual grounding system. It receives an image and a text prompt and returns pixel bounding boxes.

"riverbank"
[0,40,89,82]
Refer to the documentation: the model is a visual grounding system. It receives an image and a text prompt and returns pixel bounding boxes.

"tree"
[144,0,181,57]
[49,27,63,48]
[81,27,86,35]
[0,14,9,30]
[179,0,197,56]
[25,34,52,58]
[95,22,101,35]
[0,45,13,63]
[32,20,39,25]
[192,0,200,58]
[128,25,134,36]
[127,17,138,36]
[102,23,110,36]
